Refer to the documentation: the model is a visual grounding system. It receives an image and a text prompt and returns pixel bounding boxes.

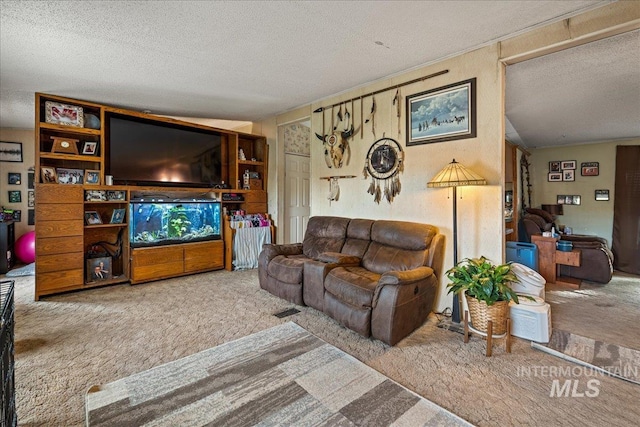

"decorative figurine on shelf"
[238,148,246,161]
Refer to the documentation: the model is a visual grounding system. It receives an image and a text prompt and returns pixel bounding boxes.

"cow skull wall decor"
[316,104,359,169]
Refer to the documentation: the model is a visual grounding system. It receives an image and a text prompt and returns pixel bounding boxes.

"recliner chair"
[520,208,614,284]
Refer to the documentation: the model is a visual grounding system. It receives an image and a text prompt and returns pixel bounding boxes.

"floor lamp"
[428,159,486,323]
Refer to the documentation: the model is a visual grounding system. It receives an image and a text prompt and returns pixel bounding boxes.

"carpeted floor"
[8,270,640,426]
[545,272,640,350]
[86,322,471,426]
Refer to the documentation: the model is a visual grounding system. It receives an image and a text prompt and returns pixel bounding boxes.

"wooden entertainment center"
[34,93,268,300]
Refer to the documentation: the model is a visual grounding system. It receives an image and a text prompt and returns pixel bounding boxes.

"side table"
[531,235,581,288]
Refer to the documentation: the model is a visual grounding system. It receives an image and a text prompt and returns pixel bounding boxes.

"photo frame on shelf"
[50,136,79,154]
[563,170,575,181]
[86,256,112,283]
[82,141,98,155]
[41,166,57,183]
[406,78,476,146]
[8,190,21,203]
[84,170,101,185]
[8,172,21,184]
[56,168,84,184]
[595,189,609,201]
[561,160,576,170]
[549,161,561,172]
[0,141,23,162]
[110,208,126,224]
[106,190,126,201]
[581,162,599,176]
[45,101,84,128]
[548,172,562,182]
[84,211,103,225]
[85,190,107,201]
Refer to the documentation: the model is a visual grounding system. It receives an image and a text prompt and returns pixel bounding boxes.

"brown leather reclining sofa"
[258,216,445,345]
[521,208,614,283]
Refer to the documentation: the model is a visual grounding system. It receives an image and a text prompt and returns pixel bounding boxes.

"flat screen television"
[107,114,223,187]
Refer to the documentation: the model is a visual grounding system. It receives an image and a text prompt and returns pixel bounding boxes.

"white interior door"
[284,153,310,243]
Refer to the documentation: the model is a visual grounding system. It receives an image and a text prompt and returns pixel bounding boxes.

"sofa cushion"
[361,221,435,274]
[341,219,374,258]
[267,254,308,284]
[325,266,380,308]
[526,207,555,224]
[302,216,350,259]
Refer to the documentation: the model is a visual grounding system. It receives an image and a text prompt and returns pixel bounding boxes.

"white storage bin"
[509,297,551,343]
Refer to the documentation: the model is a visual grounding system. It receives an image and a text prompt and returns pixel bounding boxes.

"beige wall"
[0,128,35,239]
[529,138,639,245]
[260,2,638,313]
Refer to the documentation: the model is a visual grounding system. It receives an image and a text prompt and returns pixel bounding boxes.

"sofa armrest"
[317,251,361,265]
[260,243,303,262]
[378,266,434,286]
[371,267,438,345]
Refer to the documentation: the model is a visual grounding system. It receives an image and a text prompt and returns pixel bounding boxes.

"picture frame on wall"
[28,209,35,225]
[12,210,21,222]
[8,172,21,184]
[561,160,576,170]
[581,162,599,176]
[549,161,561,172]
[563,170,575,181]
[406,78,476,146]
[0,141,23,162]
[548,172,562,182]
[28,190,35,207]
[557,195,566,204]
[28,171,35,189]
[8,190,21,203]
[595,189,609,201]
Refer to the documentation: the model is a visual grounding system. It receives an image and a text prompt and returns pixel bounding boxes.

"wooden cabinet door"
[184,241,224,273]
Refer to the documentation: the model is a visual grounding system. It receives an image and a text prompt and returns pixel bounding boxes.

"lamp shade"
[427,159,487,188]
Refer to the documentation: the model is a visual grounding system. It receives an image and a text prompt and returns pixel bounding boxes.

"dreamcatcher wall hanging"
[362,136,404,204]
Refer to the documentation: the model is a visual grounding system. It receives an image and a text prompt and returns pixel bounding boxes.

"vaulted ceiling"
[1,1,638,147]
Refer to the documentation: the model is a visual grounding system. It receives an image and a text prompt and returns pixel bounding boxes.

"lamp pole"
[452,185,461,323]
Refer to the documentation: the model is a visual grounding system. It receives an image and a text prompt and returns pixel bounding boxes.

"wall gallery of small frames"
[549,160,599,182]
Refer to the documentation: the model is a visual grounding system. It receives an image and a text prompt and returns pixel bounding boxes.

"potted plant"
[446,256,521,334]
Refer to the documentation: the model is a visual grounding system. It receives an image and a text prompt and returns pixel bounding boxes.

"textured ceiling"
[2,0,630,149]
[506,29,640,148]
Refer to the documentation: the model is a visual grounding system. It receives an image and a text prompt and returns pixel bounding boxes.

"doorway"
[278,120,311,244]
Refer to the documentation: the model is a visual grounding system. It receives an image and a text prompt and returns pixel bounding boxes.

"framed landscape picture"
[406,78,476,146]
[0,141,23,162]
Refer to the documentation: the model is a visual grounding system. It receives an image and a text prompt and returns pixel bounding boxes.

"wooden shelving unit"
[34,93,270,299]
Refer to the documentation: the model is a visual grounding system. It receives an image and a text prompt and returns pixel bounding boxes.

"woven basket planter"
[465,294,509,335]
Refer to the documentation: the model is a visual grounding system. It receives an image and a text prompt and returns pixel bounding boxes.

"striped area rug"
[86,322,472,426]
[532,329,640,385]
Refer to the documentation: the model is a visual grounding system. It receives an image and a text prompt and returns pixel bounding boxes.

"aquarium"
[130,200,221,248]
